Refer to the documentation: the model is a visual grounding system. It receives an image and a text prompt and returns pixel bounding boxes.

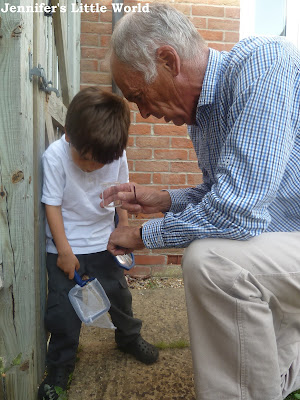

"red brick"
[225,7,240,19]
[80,59,98,72]
[127,137,134,147]
[80,33,99,47]
[174,3,191,16]
[128,102,139,112]
[136,114,164,124]
[171,162,200,173]
[129,124,152,136]
[136,137,170,148]
[81,11,100,22]
[153,173,186,185]
[81,21,111,34]
[134,255,166,265]
[84,0,111,5]
[187,173,203,186]
[99,60,110,72]
[100,35,111,47]
[154,124,188,137]
[126,148,152,160]
[190,16,207,29]
[100,10,112,23]
[207,18,240,31]
[167,255,183,264]
[199,29,223,41]
[81,47,107,59]
[224,31,240,43]
[127,265,151,279]
[128,173,152,184]
[154,149,188,160]
[189,149,198,161]
[192,5,224,17]
[80,71,111,85]
[127,160,134,171]
[171,137,193,149]
[208,0,239,5]
[135,161,169,172]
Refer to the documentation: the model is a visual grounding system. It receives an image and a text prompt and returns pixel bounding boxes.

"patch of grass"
[155,339,190,350]
[285,389,300,400]
[145,279,159,289]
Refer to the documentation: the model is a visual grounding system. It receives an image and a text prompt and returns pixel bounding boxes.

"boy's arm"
[45,204,80,279]
[116,207,128,227]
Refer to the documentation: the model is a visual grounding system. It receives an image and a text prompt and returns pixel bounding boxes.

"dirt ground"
[68,286,196,400]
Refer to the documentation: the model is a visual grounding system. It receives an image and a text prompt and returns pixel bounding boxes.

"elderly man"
[104,4,300,400]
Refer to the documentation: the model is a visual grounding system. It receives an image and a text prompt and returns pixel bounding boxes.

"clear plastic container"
[68,272,111,325]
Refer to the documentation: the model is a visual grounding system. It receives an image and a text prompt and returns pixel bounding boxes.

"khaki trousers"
[182,232,300,400]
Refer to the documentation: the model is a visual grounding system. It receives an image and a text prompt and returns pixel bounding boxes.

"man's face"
[111,54,195,126]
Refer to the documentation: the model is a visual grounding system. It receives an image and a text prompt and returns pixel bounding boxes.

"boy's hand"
[57,250,80,280]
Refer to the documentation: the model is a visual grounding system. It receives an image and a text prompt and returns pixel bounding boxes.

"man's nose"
[137,104,151,119]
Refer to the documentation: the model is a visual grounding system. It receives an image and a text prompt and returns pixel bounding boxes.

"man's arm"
[45,204,79,279]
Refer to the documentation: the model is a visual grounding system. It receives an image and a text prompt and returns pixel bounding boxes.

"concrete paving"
[68,287,196,400]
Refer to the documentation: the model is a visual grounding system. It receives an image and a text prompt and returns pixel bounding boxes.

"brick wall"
[80,0,240,278]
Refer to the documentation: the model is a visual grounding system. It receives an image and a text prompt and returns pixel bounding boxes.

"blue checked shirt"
[143,36,300,249]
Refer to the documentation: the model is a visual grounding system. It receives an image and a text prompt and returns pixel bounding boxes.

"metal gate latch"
[29,63,60,97]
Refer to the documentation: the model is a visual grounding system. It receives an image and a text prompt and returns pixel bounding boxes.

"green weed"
[155,339,190,350]
[284,390,300,399]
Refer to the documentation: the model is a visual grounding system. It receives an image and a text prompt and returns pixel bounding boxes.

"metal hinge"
[29,52,60,97]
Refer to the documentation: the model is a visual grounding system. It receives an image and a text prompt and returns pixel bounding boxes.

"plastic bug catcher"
[68,271,115,329]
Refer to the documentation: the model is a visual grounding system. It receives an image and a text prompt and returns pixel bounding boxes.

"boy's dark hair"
[65,87,130,164]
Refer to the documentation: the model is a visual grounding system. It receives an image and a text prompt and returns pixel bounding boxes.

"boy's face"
[65,132,104,172]
[70,146,104,172]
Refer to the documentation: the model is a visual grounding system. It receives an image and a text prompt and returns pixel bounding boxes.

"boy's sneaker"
[118,335,159,364]
[38,367,70,400]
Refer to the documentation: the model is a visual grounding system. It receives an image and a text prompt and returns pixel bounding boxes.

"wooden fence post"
[0,4,45,399]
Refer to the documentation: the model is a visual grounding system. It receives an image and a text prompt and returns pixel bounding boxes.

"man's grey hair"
[110,3,206,83]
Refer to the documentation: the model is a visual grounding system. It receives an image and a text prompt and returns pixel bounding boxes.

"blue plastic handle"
[73,271,94,287]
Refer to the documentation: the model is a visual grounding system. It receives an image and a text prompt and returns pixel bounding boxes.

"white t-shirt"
[41,135,129,254]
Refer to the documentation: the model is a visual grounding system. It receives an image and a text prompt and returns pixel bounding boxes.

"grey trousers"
[45,251,142,369]
[182,232,300,400]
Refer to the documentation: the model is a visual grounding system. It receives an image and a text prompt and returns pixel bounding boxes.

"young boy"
[38,87,159,400]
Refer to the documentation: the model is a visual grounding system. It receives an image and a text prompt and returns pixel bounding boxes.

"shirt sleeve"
[142,42,297,249]
[41,152,66,206]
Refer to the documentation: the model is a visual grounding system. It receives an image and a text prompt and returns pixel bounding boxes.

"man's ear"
[156,46,180,77]
[65,130,70,142]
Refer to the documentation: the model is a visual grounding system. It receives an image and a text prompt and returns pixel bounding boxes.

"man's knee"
[182,238,244,293]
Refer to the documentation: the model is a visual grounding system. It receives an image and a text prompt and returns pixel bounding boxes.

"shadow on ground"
[68,287,196,400]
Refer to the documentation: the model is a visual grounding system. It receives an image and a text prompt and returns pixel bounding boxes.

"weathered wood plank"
[66,0,81,98]
[46,93,67,129]
[32,7,48,385]
[52,0,71,106]
[0,5,37,399]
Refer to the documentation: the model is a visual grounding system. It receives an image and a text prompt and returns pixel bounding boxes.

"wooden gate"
[0,0,80,398]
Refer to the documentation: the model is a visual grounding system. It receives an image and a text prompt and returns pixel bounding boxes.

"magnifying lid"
[115,253,135,270]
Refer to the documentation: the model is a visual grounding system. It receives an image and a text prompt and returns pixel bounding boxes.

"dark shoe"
[118,335,159,365]
[38,367,70,400]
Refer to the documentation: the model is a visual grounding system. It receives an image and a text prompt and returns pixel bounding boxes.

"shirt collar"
[197,48,223,107]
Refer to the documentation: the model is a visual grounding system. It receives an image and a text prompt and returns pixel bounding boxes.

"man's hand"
[107,226,145,256]
[57,250,80,280]
[100,182,171,214]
